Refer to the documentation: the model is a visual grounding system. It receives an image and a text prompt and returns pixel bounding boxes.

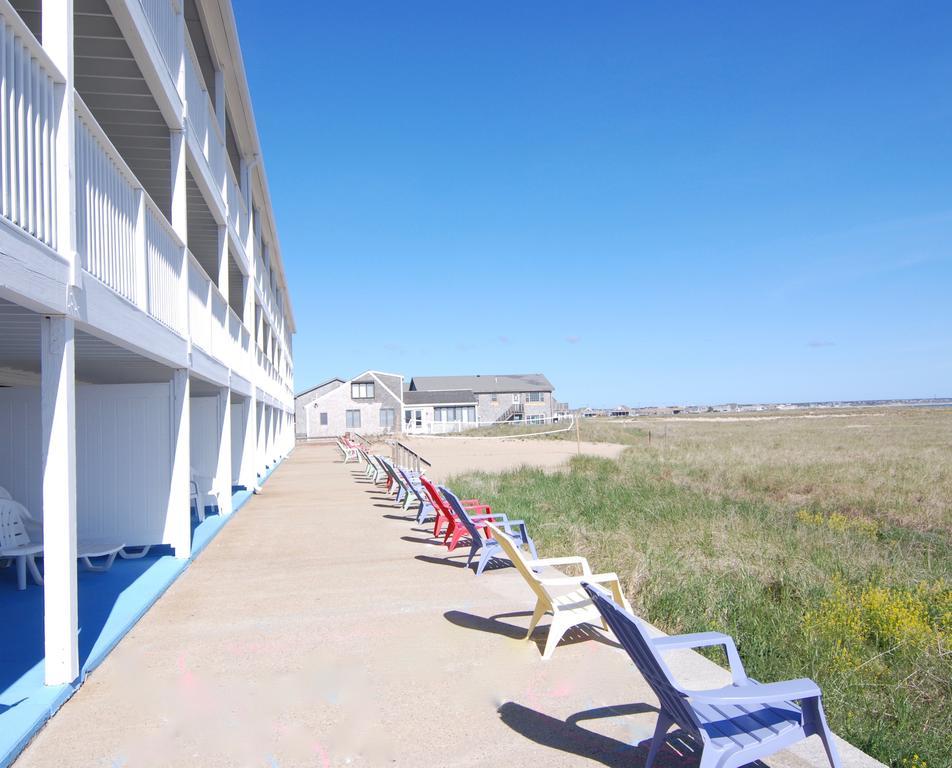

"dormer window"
[352,382,374,399]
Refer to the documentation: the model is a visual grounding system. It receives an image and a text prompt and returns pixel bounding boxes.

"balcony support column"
[168,369,191,558]
[216,387,233,515]
[41,315,79,685]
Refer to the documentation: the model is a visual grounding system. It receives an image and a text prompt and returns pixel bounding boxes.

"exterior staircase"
[495,403,524,423]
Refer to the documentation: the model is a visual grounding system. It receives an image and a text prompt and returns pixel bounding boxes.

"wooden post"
[167,369,191,558]
[575,411,581,456]
[41,315,78,685]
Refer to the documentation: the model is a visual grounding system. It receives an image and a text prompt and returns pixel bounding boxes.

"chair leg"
[15,555,26,590]
[525,600,547,640]
[810,700,844,768]
[541,615,571,660]
[475,547,494,576]
[447,528,463,552]
[644,711,673,768]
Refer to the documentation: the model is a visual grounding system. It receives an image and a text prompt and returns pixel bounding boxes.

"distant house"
[295,371,404,438]
[407,374,556,430]
[402,389,479,433]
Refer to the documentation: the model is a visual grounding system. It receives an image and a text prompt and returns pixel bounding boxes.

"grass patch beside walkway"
[449,420,952,768]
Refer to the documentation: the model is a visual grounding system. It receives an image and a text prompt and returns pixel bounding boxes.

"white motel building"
[0,0,294,688]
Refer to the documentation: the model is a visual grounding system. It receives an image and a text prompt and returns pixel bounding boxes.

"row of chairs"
[343,441,844,768]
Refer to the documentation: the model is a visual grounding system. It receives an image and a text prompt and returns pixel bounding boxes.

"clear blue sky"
[234,1,951,407]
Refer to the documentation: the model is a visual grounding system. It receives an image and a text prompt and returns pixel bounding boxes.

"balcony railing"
[144,199,185,334]
[75,96,189,336]
[1,7,63,249]
[138,0,180,81]
[184,35,225,197]
[225,164,248,243]
[75,99,140,305]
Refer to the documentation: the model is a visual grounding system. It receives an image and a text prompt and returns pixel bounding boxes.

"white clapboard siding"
[0,13,57,247]
[76,383,172,544]
[0,387,42,515]
[145,200,185,333]
[230,398,245,484]
[189,395,219,480]
[75,105,139,305]
[138,0,180,79]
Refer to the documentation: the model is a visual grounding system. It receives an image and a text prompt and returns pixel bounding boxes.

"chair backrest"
[420,477,452,517]
[485,522,550,604]
[0,499,32,549]
[398,468,425,501]
[582,583,700,734]
[438,486,483,544]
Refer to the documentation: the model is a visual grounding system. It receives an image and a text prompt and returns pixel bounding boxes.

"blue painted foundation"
[0,456,284,767]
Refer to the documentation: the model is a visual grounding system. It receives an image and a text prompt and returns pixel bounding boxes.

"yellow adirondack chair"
[488,524,631,660]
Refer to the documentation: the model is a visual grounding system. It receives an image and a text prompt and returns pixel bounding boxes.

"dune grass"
[448,408,952,768]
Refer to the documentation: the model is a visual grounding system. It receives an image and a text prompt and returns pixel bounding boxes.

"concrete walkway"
[14,443,883,767]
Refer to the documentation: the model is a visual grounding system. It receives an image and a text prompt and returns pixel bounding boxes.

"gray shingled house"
[295,371,404,438]
[407,373,556,429]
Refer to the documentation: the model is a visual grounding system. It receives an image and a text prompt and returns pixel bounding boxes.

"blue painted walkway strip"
[0,456,284,768]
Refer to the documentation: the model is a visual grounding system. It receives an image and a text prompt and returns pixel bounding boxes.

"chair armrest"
[684,678,820,705]
[654,632,748,684]
[528,556,592,575]
[471,512,506,523]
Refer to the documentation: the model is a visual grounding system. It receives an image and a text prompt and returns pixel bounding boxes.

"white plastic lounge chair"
[190,467,222,523]
[488,523,631,660]
[0,500,125,589]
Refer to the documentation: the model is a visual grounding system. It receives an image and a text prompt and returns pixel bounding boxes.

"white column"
[41,315,78,685]
[44,0,76,274]
[216,387,233,515]
[240,393,259,492]
[168,369,191,558]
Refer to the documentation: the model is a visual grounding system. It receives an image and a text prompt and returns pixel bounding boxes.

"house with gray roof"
[295,371,559,437]
[408,373,556,428]
[295,371,404,439]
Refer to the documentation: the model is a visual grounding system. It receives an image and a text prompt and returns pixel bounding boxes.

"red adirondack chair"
[419,476,492,545]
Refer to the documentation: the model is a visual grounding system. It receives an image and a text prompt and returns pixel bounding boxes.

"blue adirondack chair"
[376,456,410,504]
[397,467,437,522]
[440,486,539,575]
[581,583,843,768]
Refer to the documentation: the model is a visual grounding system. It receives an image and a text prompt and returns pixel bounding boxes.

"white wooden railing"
[75,98,139,304]
[226,164,247,241]
[138,0,180,80]
[0,8,62,248]
[144,199,184,333]
[187,251,212,353]
[184,35,225,195]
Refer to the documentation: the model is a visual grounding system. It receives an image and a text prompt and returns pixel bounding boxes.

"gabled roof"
[295,377,344,398]
[409,373,553,394]
[403,389,476,406]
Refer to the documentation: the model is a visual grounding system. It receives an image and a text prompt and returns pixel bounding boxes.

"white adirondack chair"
[488,523,632,660]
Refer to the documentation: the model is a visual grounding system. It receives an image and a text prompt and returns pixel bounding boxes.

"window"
[526,414,544,424]
[434,406,476,423]
[512,393,520,404]
[491,393,498,403]
[319,412,328,426]
[380,408,395,428]
[527,392,544,402]
[351,381,374,399]
[345,410,361,428]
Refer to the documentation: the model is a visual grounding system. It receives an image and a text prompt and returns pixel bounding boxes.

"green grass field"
[448,409,951,768]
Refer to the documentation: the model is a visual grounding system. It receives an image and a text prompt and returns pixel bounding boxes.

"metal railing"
[391,441,431,473]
